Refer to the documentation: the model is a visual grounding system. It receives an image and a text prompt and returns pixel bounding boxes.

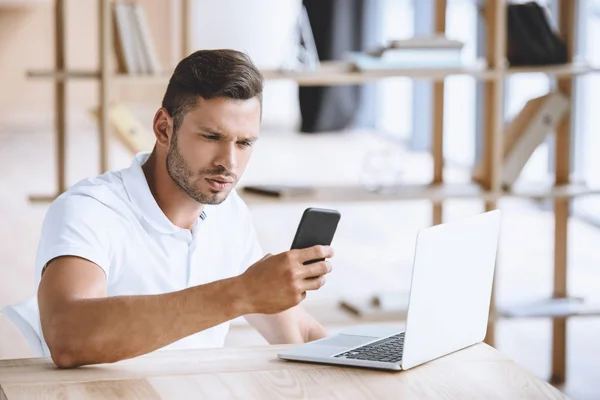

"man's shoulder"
[49,170,132,221]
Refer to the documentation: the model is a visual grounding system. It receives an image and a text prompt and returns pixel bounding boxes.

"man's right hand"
[240,245,334,315]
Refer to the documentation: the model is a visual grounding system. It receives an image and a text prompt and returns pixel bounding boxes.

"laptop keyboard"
[334,332,405,363]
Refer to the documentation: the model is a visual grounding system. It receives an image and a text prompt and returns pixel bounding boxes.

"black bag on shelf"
[506,1,568,66]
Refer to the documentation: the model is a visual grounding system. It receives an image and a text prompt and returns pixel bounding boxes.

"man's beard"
[166,133,236,205]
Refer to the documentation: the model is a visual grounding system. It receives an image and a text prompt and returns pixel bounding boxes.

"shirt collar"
[121,152,206,235]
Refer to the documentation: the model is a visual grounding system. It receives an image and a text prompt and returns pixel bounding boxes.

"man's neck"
[142,152,204,231]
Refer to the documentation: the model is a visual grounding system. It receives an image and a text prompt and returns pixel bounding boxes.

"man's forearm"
[43,276,250,368]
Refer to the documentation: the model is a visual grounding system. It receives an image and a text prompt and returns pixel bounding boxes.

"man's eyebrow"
[197,127,258,142]
[197,127,223,136]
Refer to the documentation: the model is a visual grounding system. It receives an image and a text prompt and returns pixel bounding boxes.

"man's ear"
[153,108,173,148]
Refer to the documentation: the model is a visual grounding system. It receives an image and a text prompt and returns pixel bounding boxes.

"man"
[31,49,333,368]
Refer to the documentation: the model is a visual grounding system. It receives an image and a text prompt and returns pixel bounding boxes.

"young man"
[30,49,333,368]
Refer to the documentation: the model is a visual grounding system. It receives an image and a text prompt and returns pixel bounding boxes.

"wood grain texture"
[0,344,567,399]
[551,0,577,386]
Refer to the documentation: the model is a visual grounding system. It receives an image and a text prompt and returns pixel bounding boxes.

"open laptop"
[278,209,501,371]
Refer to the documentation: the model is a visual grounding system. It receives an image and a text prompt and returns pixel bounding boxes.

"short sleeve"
[35,193,119,284]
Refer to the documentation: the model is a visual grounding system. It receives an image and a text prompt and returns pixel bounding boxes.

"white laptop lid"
[401,210,501,370]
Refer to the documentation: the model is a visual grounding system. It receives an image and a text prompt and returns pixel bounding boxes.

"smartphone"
[291,207,341,264]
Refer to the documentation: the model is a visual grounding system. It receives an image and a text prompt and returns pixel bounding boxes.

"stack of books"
[348,35,465,71]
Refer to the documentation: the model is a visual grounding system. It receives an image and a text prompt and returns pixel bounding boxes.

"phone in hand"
[291,207,341,264]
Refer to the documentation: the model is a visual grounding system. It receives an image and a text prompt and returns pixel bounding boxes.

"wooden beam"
[482,0,505,194]
[482,0,506,347]
[432,0,446,226]
[55,0,66,194]
[551,0,576,386]
[98,0,111,174]
[181,0,189,58]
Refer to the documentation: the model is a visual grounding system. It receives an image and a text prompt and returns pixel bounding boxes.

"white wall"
[190,0,303,131]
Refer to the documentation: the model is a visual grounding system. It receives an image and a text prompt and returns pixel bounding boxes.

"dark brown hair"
[162,49,264,133]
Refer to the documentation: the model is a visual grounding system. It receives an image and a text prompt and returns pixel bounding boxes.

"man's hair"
[162,49,264,133]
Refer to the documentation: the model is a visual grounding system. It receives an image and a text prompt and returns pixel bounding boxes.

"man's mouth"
[205,177,234,191]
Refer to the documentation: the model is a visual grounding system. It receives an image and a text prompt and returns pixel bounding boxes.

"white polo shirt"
[5,152,263,358]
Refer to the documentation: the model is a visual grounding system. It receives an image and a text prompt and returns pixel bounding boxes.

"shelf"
[261,62,497,85]
[239,182,600,205]
[508,183,600,200]
[338,296,600,321]
[239,183,491,205]
[27,70,100,80]
[26,63,600,85]
[505,62,600,77]
[498,297,600,319]
[263,62,600,85]
[27,66,495,85]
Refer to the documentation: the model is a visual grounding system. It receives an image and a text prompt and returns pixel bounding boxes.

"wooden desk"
[0,343,566,399]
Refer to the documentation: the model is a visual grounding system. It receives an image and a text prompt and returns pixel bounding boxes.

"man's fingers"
[294,245,334,263]
[303,275,327,291]
[302,261,332,279]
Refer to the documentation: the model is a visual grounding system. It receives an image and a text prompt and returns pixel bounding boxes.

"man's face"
[166,97,261,205]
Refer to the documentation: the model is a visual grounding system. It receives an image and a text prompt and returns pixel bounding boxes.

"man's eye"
[204,135,219,140]
[239,141,253,147]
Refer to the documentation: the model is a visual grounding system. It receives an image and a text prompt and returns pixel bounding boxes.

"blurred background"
[0,0,599,398]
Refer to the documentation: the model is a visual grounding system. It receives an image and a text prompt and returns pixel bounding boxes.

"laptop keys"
[334,332,405,363]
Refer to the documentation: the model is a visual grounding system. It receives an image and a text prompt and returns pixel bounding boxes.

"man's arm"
[38,246,333,368]
[38,256,250,368]
[244,306,328,344]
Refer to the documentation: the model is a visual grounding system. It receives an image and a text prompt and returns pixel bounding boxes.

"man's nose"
[215,143,238,171]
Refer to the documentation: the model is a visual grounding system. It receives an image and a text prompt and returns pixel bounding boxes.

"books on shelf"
[113,1,162,75]
[388,36,464,50]
[349,35,465,71]
[472,91,570,189]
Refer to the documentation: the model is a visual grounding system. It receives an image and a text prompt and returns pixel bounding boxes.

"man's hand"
[240,245,334,315]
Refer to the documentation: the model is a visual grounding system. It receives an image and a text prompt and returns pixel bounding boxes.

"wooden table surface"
[0,343,567,399]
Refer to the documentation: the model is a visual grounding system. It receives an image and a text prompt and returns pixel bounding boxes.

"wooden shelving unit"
[25,0,600,386]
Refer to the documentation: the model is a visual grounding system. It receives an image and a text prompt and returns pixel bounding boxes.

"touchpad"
[315,334,378,347]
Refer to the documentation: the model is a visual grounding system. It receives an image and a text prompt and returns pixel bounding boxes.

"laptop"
[278,210,501,371]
